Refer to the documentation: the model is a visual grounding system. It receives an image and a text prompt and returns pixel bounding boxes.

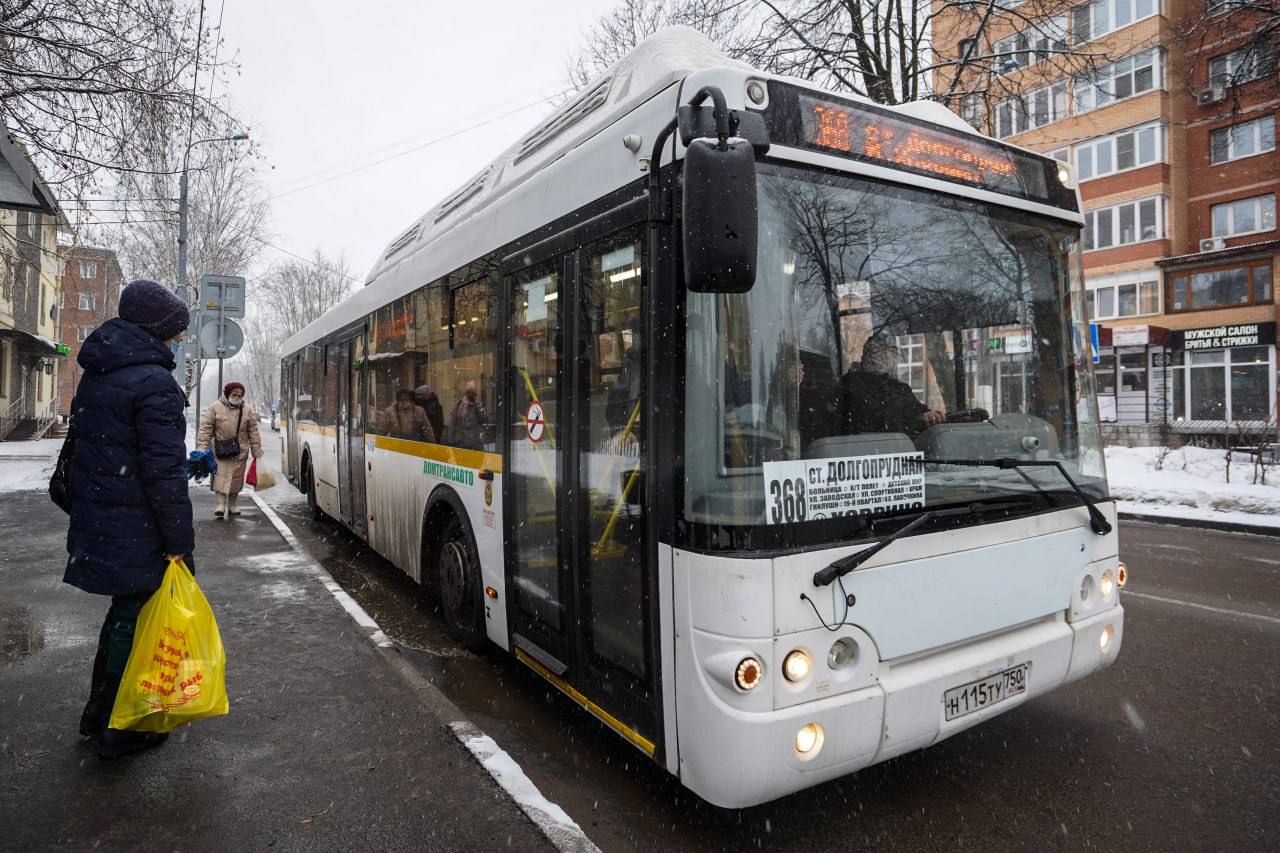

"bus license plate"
[943,663,1030,721]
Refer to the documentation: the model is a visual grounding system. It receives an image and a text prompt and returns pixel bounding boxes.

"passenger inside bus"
[377,388,433,442]
[449,380,490,449]
[837,336,945,437]
[413,384,445,443]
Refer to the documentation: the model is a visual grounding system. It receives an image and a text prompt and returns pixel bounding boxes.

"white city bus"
[278,28,1125,808]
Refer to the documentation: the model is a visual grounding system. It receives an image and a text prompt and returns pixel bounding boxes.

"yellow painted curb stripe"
[371,435,503,473]
[514,647,656,758]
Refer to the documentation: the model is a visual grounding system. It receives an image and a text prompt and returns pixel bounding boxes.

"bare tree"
[1177,1,1278,115]
[567,0,1105,128]
[109,139,269,289]
[254,250,355,340]
[0,0,242,206]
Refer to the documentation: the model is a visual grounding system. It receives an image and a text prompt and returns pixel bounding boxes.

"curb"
[249,493,600,853]
[1118,511,1280,538]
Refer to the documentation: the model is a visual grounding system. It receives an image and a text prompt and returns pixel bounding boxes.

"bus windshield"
[682,164,1106,541]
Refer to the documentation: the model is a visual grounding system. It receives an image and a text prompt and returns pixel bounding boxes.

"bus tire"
[435,511,486,651]
[302,453,322,520]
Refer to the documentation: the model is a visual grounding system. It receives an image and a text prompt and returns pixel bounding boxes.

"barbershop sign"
[1172,321,1275,351]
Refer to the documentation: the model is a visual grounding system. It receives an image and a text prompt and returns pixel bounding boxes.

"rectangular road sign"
[199,274,246,318]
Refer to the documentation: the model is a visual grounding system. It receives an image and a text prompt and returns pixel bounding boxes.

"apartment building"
[1,207,68,440]
[934,0,1277,440]
[57,245,124,418]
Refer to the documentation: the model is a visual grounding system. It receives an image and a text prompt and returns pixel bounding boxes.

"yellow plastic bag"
[108,559,229,732]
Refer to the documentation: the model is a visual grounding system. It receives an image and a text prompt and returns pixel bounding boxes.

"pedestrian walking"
[64,279,194,759]
[196,381,264,518]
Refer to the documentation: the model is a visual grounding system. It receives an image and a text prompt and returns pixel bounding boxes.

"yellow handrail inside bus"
[592,398,642,558]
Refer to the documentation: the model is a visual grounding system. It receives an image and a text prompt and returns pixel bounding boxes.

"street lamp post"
[175,131,249,424]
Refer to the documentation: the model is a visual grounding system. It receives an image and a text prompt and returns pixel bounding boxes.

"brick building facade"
[933,0,1278,439]
[56,246,124,418]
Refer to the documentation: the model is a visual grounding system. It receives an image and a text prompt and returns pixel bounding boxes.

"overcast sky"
[217,0,616,283]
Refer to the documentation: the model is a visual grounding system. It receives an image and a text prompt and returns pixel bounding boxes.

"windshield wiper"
[923,457,1112,536]
[812,499,1032,587]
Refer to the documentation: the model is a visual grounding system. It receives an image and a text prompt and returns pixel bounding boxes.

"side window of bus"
[301,343,322,422]
[369,296,431,441]
[427,278,496,451]
[324,343,341,427]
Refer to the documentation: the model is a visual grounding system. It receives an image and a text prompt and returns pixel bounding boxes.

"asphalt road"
[261,449,1279,852]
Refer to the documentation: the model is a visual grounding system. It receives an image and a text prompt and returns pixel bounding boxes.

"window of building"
[995,81,1068,138]
[1071,0,1158,45]
[1094,353,1116,394]
[1168,346,1275,423]
[1206,0,1245,13]
[1045,147,1070,163]
[1074,49,1161,113]
[960,93,982,126]
[994,16,1067,72]
[79,261,97,279]
[1210,115,1277,164]
[1075,123,1162,180]
[77,326,91,341]
[1208,44,1277,88]
[1083,197,1163,250]
[895,334,927,397]
[78,293,95,311]
[1210,194,1276,238]
[1167,260,1272,312]
[1087,278,1161,319]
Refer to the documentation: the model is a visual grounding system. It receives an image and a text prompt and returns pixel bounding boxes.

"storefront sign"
[1111,325,1150,346]
[1172,322,1275,351]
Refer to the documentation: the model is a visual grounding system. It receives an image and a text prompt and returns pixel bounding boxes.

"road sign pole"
[217,287,226,392]
[193,305,202,432]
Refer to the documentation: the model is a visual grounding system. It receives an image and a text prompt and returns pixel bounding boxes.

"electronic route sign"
[761,82,1078,212]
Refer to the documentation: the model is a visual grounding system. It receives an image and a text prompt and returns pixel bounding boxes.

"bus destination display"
[792,92,1054,203]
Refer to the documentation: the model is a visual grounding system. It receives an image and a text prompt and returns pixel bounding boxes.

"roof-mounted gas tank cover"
[678,85,762,295]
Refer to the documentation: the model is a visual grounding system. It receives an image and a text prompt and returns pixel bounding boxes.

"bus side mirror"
[682,138,758,293]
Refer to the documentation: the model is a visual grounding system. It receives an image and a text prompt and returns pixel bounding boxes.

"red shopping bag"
[246,458,258,487]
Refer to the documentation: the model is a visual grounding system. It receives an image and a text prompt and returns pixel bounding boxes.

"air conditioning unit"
[1197,86,1226,106]
[1200,236,1227,252]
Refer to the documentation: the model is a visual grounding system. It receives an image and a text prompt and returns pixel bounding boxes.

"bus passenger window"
[428,279,496,451]
[369,296,432,442]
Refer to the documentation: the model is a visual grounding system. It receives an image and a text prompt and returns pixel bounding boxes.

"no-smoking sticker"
[525,401,546,443]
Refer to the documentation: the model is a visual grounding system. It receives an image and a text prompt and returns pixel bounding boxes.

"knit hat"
[224,381,245,397]
[118,279,190,341]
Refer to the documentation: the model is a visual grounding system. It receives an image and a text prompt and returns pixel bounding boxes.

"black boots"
[96,728,169,760]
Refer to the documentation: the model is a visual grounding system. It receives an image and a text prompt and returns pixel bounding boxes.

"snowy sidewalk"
[0,485,555,851]
[1106,445,1280,533]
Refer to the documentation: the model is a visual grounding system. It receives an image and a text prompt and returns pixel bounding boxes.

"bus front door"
[506,226,656,757]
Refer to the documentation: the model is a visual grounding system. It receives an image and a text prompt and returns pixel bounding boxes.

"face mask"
[228,396,243,407]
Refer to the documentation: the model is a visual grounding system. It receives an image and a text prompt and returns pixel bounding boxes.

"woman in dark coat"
[66,279,195,759]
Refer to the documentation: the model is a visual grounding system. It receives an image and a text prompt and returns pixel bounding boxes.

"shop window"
[1230,346,1271,421]
[1210,116,1276,165]
[1167,261,1272,312]
[1118,351,1147,391]
[1210,194,1276,239]
[1095,353,1116,394]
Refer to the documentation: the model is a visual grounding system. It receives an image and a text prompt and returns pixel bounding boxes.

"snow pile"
[1105,445,1280,528]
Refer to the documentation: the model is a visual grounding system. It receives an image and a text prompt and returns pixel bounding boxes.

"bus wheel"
[303,457,322,520]
[436,513,485,651]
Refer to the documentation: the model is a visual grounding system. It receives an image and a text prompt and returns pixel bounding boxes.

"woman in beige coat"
[196,381,264,518]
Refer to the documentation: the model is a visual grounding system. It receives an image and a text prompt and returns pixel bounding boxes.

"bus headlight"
[783,648,812,683]
[1100,570,1115,599]
[828,638,858,670]
[1057,161,1073,187]
[735,656,763,691]
[1100,624,1115,653]
[794,722,824,759]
